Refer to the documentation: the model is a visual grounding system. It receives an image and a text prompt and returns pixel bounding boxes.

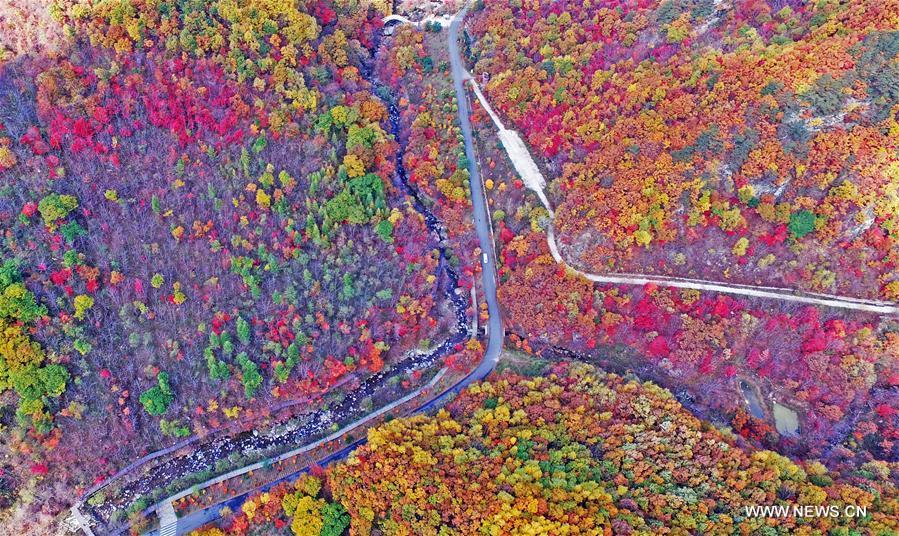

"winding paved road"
[131,6,503,534]
[464,59,899,317]
[79,2,897,533]
[447,4,504,381]
[547,227,899,316]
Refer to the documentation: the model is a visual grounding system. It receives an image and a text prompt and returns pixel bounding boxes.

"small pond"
[739,380,766,420]
[739,380,800,437]
[773,403,800,437]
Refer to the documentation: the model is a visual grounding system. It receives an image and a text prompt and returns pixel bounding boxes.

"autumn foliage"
[468,0,899,299]
[0,0,468,530]
[201,362,898,535]
[465,0,899,485]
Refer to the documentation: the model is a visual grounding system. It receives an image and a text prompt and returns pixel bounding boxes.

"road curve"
[391,3,507,415]
[136,6,503,534]
[547,226,899,316]
[464,62,899,317]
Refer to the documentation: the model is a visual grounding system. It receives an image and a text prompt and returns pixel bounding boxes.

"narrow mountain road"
[447,3,504,381]
[548,227,899,315]
[144,369,450,536]
[465,67,899,317]
[127,6,503,534]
